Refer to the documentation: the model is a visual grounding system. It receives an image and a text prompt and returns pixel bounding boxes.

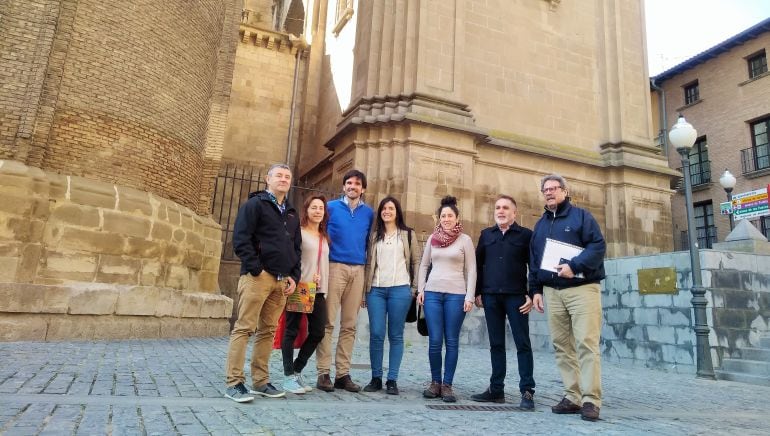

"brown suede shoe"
[316,374,335,392]
[581,402,600,421]
[551,397,581,414]
[333,375,361,392]
[440,383,457,403]
[422,381,441,399]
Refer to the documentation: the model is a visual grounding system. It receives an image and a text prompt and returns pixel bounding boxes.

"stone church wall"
[0,159,231,341]
[0,0,240,341]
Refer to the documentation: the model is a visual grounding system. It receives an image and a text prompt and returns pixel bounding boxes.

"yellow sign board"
[638,267,678,294]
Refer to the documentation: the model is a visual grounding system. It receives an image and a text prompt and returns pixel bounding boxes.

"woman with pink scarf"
[416,196,476,403]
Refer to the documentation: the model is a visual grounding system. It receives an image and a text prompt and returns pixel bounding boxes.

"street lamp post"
[669,115,716,379]
[719,169,737,231]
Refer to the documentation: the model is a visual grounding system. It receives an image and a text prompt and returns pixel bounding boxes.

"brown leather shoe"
[316,374,335,392]
[581,402,600,421]
[422,381,441,399]
[551,397,581,414]
[333,374,361,392]
[440,383,457,403]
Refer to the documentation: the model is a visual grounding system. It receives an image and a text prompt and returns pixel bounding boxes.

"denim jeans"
[481,293,535,394]
[423,291,466,385]
[366,285,412,381]
[281,294,328,376]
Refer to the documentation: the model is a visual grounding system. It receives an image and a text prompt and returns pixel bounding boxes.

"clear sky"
[645,0,770,76]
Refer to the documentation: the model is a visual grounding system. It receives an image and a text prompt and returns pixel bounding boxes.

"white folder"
[540,238,584,279]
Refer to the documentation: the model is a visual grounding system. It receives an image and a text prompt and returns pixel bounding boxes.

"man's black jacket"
[232,191,301,283]
[475,222,532,296]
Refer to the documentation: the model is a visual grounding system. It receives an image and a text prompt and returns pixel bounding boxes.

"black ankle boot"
[386,380,399,395]
[363,377,382,392]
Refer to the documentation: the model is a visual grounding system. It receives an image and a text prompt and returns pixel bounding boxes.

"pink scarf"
[430,222,463,248]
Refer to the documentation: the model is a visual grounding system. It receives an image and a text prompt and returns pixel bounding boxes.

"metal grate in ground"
[349,363,373,370]
[426,404,524,412]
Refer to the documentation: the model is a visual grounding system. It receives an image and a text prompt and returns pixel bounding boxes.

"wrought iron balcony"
[676,159,712,188]
[741,146,770,174]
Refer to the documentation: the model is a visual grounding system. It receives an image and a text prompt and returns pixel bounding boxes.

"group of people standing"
[223,164,606,423]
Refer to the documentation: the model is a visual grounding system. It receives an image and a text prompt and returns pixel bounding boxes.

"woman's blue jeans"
[423,291,466,385]
[366,285,413,381]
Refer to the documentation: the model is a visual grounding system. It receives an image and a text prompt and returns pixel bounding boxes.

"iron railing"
[680,225,718,250]
[210,164,336,261]
[676,159,711,188]
[740,146,770,174]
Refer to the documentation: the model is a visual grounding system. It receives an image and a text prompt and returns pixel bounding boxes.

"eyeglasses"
[541,186,563,194]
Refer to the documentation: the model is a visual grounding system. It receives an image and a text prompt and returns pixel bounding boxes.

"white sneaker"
[282,375,305,394]
[296,373,313,392]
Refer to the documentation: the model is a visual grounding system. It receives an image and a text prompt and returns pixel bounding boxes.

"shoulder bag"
[285,235,323,313]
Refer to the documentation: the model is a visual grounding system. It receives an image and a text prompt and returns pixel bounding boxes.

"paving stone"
[38,404,81,435]
[0,338,768,434]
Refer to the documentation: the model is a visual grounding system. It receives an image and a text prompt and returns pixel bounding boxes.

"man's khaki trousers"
[316,262,364,377]
[544,282,603,407]
[225,272,286,387]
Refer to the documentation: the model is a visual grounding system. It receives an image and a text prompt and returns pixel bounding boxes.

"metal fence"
[676,160,711,188]
[680,226,718,251]
[741,145,770,174]
[210,163,336,261]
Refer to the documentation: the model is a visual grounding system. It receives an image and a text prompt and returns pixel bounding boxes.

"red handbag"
[272,311,309,349]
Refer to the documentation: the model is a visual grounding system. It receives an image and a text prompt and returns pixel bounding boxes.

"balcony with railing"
[741,146,770,176]
[675,160,712,190]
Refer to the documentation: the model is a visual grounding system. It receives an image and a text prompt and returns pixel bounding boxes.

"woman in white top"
[416,195,476,403]
[281,195,330,394]
[362,196,421,395]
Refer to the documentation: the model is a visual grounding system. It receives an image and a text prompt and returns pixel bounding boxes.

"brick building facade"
[0,0,239,340]
[652,18,770,249]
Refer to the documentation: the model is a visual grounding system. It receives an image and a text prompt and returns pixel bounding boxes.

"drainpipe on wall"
[650,78,668,157]
[652,77,681,250]
[285,41,304,168]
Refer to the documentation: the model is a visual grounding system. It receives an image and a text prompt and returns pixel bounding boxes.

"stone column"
[302,0,677,257]
[596,0,677,255]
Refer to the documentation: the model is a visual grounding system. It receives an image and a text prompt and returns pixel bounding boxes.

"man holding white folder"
[529,174,606,422]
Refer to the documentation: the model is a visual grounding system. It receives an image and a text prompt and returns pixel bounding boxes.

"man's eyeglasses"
[541,186,563,194]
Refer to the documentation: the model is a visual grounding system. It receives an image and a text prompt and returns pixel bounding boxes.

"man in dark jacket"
[224,163,301,403]
[471,195,536,410]
[530,174,606,422]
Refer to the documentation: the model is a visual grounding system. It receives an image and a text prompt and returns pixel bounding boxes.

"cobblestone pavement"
[0,336,766,435]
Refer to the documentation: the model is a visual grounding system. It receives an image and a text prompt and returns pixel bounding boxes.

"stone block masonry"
[0,159,232,341]
[525,249,769,373]
[597,250,770,373]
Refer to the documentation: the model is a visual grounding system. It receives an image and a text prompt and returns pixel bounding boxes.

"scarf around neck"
[430,222,463,248]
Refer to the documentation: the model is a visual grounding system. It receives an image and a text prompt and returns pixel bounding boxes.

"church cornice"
[324,92,677,179]
[238,23,306,54]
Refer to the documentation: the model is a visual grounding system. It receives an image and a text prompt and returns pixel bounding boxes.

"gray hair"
[540,174,567,191]
[267,163,291,177]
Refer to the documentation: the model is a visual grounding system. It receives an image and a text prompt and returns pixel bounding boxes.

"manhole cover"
[426,404,523,412]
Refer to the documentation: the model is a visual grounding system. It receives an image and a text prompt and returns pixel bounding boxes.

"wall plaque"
[638,267,678,294]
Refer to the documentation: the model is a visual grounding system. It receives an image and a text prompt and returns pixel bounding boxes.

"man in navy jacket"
[471,195,536,410]
[224,163,301,403]
[530,174,606,421]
